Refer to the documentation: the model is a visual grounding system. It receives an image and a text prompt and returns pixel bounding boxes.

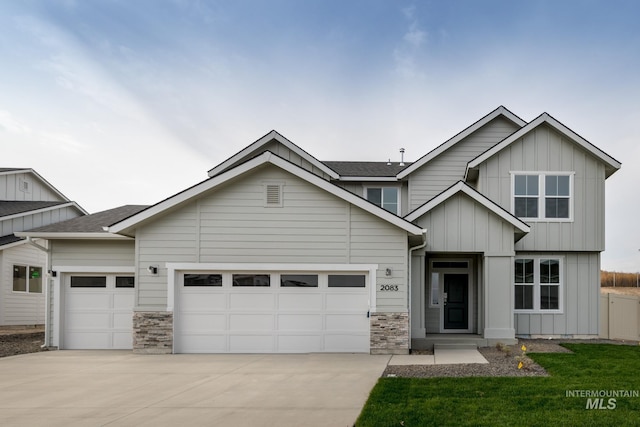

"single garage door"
[63,274,135,349]
[175,272,370,353]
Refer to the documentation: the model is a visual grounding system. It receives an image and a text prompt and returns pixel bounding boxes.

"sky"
[1,0,639,272]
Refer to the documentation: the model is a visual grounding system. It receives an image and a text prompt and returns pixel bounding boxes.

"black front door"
[444,273,468,330]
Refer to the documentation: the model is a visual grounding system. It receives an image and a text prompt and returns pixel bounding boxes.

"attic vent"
[263,181,284,207]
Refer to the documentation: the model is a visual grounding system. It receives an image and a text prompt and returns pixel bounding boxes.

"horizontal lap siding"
[1,244,46,325]
[515,252,600,336]
[137,166,409,309]
[51,241,135,266]
[409,117,519,210]
[478,124,606,251]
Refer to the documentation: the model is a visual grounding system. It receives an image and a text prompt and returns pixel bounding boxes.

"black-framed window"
[184,274,222,286]
[115,276,135,288]
[281,274,318,287]
[328,274,366,288]
[71,276,107,288]
[232,274,270,287]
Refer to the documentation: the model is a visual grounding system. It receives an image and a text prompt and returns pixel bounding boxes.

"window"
[70,276,107,288]
[366,187,399,214]
[512,173,572,220]
[115,276,135,288]
[233,274,270,287]
[184,274,222,286]
[514,257,562,312]
[13,265,43,293]
[281,274,318,287]
[328,274,366,288]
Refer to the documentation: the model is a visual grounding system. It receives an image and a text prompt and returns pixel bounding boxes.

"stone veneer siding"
[370,312,409,354]
[133,312,173,354]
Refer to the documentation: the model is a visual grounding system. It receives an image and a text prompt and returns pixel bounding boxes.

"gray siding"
[408,117,520,210]
[413,192,516,255]
[262,140,333,179]
[50,240,135,267]
[476,123,606,251]
[136,165,409,312]
[0,172,65,201]
[0,244,46,325]
[1,206,81,236]
[514,252,600,336]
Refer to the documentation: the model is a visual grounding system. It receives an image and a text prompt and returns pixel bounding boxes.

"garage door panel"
[325,314,368,331]
[66,312,111,329]
[278,314,322,331]
[229,314,273,330]
[114,293,135,308]
[278,335,322,353]
[180,313,227,331]
[326,294,368,311]
[179,334,227,353]
[324,334,369,352]
[113,332,133,349]
[66,293,111,309]
[229,293,275,310]
[230,335,274,352]
[65,332,112,350]
[278,293,322,310]
[113,312,134,329]
[180,293,226,310]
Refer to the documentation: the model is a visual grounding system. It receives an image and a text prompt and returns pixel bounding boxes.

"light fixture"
[148,265,158,275]
[385,268,392,277]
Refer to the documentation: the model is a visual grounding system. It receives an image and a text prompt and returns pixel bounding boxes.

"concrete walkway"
[389,347,488,366]
[0,351,390,427]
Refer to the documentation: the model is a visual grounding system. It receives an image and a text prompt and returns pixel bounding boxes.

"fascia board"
[338,176,399,182]
[110,151,424,237]
[397,106,527,179]
[207,130,339,179]
[405,181,530,233]
[467,113,622,173]
[14,232,132,240]
[1,202,81,221]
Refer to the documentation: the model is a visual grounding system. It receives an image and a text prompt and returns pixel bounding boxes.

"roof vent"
[399,148,405,166]
[263,181,284,207]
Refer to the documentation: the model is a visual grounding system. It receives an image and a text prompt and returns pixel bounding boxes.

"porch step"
[412,335,489,351]
[434,343,478,350]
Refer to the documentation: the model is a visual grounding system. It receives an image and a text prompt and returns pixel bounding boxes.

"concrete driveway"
[0,350,390,427]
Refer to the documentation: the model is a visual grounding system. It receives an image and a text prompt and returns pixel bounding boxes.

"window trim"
[510,172,574,222]
[364,185,401,215]
[12,264,44,294]
[513,256,564,314]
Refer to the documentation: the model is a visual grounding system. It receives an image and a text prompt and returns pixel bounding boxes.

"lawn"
[356,344,640,426]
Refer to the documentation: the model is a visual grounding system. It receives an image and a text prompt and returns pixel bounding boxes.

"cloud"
[0,110,32,135]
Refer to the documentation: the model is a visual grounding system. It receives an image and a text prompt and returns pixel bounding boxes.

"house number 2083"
[379,285,399,291]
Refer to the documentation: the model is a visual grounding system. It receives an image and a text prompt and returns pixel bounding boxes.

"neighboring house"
[18,106,621,354]
[0,168,86,326]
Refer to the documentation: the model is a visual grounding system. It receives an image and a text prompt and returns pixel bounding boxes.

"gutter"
[24,238,51,349]
[408,229,427,352]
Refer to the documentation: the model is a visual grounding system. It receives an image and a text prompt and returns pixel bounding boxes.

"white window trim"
[364,185,401,215]
[513,256,564,314]
[12,264,44,294]
[510,172,574,222]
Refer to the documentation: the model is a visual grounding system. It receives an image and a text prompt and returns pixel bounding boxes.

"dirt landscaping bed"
[0,332,47,358]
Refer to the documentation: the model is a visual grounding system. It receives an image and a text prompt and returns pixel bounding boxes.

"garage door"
[63,274,135,349]
[175,272,370,353]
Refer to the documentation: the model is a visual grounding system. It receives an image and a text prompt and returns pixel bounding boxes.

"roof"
[110,151,425,238]
[0,201,69,217]
[0,234,24,247]
[405,180,530,240]
[466,112,622,179]
[323,161,412,178]
[397,106,527,179]
[207,130,339,179]
[16,205,148,239]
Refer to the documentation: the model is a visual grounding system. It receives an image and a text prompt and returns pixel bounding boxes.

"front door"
[443,273,468,330]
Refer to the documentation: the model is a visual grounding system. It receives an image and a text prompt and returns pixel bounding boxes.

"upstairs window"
[366,186,399,214]
[512,173,572,220]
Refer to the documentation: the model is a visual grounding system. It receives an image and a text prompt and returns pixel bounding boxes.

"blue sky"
[1,0,639,271]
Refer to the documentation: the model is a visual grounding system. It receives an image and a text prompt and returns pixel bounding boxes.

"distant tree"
[601,270,640,287]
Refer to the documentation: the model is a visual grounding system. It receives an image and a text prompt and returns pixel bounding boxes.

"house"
[0,168,86,327]
[17,106,621,353]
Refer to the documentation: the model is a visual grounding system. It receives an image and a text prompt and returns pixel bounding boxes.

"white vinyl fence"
[600,293,640,341]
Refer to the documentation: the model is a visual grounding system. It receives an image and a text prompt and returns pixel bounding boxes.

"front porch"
[411,334,517,351]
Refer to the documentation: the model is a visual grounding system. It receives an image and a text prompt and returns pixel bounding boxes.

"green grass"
[356,344,640,426]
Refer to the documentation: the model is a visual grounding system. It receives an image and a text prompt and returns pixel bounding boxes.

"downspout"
[26,237,51,349]
[408,229,427,352]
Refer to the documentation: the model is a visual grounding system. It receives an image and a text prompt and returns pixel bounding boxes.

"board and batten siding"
[1,206,82,236]
[514,252,600,336]
[263,140,333,180]
[1,244,47,325]
[0,171,66,202]
[408,117,520,210]
[475,123,606,251]
[135,165,409,312]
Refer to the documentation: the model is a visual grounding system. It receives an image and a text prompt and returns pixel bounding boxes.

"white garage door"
[175,272,370,353]
[63,274,135,349]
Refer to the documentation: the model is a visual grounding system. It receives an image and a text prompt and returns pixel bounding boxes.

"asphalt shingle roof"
[0,234,24,246]
[0,201,69,217]
[26,205,149,233]
[323,161,413,177]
